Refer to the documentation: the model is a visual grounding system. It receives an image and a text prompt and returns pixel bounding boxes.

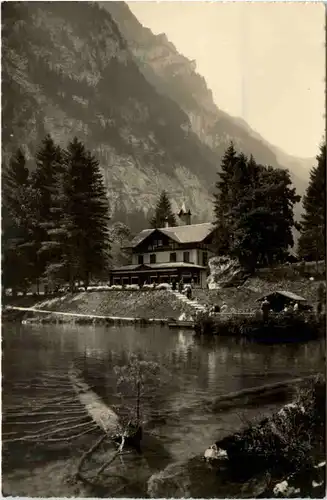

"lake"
[2,322,325,497]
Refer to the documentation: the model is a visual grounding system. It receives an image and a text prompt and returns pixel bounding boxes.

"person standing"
[221,303,228,314]
[261,298,270,320]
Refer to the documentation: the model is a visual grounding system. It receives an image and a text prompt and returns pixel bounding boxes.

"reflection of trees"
[174,331,195,360]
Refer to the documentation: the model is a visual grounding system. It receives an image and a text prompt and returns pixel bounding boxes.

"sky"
[128,1,325,159]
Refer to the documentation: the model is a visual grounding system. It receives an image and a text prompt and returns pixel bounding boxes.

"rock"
[147,462,192,498]
[207,256,247,289]
[204,444,228,461]
[273,479,300,497]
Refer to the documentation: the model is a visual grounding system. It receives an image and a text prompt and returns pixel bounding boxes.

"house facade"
[110,209,216,288]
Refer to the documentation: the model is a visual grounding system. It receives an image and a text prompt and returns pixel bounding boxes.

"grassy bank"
[194,275,325,312]
[3,290,195,323]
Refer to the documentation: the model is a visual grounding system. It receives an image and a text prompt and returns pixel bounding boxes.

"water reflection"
[2,322,325,496]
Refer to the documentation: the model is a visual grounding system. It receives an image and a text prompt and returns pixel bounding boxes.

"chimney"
[164,217,169,228]
[177,205,192,225]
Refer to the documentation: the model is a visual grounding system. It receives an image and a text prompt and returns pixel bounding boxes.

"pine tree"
[2,149,34,294]
[232,163,300,270]
[46,138,110,291]
[150,190,176,228]
[30,134,63,290]
[298,143,326,262]
[213,142,238,254]
[213,144,300,271]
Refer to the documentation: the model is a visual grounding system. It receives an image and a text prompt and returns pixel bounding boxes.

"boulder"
[207,256,247,289]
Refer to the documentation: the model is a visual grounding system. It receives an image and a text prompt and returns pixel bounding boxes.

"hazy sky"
[128,1,325,158]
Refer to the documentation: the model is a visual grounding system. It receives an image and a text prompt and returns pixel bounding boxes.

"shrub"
[156,283,171,290]
[216,375,326,479]
[125,284,140,290]
[194,311,321,342]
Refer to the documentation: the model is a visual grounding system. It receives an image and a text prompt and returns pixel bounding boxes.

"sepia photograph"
[1,1,326,497]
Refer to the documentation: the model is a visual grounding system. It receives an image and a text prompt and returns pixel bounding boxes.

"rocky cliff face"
[2,1,309,231]
[103,2,311,203]
[2,1,217,228]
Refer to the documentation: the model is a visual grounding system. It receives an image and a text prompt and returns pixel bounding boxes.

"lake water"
[2,323,325,497]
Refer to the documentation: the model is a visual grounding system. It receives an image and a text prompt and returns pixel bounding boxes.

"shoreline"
[3,305,170,326]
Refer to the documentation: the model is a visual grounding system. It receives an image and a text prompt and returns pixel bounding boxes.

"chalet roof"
[257,290,307,302]
[128,223,214,248]
[112,262,207,272]
[128,229,155,248]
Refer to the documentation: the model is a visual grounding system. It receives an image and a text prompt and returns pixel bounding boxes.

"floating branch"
[76,433,108,479]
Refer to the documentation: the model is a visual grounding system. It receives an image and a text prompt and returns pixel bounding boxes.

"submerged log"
[68,364,142,447]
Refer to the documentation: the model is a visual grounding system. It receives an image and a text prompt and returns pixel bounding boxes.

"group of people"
[172,278,195,300]
[207,303,229,315]
[261,297,300,320]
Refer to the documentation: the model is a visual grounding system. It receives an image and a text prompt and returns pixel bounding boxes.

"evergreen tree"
[213,145,300,271]
[150,190,176,228]
[30,134,63,290]
[2,149,34,293]
[232,163,300,270]
[213,142,238,254]
[298,143,326,262]
[109,221,132,267]
[46,138,110,291]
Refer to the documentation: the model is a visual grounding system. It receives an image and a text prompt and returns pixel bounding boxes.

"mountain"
[2,1,311,233]
[2,1,218,229]
[102,2,312,199]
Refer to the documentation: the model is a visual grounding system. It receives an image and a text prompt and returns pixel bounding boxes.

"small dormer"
[177,202,192,225]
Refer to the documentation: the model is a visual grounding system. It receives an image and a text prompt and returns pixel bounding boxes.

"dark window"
[158,240,163,247]
[183,251,190,263]
[170,252,177,262]
[138,255,144,265]
[203,252,208,266]
[150,254,156,264]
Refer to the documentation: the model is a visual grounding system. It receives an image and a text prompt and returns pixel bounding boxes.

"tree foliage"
[2,136,111,294]
[150,190,177,228]
[2,149,35,293]
[46,137,110,290]
[30,134,64,286]
[114,354,160,428]
[109,221,132,267]
[298,143,326,262]
[213,143,301,271]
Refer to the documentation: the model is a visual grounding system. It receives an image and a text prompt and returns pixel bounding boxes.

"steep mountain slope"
[2,1,218,227]
[103,1,311,203]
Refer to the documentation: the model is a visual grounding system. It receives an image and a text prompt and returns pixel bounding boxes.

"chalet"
[110,207,216,288]
[257,290,312,312]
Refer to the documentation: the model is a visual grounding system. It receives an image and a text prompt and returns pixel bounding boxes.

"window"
[170,252,177,262]
[158,240,163,247]
[138,255,144,265]
[202,252,208,266]
[183,251,190,263]
[150,254,156,264]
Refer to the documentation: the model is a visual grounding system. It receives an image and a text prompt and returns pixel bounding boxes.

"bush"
[156,283,171,290]
[216,375,326,479]
[125,284,140,290]
[194,311,322,342]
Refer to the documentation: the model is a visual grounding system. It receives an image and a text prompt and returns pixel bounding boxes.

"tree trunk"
[136,380,141,425]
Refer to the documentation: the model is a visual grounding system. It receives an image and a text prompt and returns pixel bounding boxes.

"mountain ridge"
[103,2,312,194]
[2,1,310,232]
